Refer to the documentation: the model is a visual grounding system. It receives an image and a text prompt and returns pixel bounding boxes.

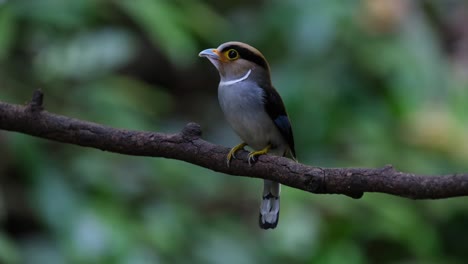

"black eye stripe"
[220,45,268,69]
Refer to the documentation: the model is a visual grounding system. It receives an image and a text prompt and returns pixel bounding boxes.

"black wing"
[262,84,296,159]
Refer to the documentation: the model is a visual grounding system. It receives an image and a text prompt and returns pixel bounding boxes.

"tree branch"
[1,90,468,199]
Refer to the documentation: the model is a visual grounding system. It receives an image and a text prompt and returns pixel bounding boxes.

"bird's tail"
[259,180,280,229]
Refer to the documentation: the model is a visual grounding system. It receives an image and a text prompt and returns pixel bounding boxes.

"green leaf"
[0,233,19,264]
[0,5,15,61]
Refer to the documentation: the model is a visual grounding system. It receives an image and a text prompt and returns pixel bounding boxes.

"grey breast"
[218,81,284,150]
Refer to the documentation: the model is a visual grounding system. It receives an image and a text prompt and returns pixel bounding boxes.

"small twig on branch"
[0,90,468,199]
[26,89,44,112]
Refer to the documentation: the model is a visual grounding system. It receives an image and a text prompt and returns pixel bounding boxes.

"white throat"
[219,69,252,86]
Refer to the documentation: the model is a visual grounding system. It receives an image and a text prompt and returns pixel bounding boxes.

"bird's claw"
[226,142,247,167]
[247,153,258,166]
[247,144,271,166]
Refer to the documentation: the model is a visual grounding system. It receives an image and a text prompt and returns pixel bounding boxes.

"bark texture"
[1,90,467,199]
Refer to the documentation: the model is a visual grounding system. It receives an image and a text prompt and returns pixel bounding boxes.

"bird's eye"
[227,49,239,60]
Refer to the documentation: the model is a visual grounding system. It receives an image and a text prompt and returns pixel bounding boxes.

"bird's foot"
[248,144,271,166]
[226,142,247,167]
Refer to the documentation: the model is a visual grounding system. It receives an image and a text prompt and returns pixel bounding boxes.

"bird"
[199,41,296,229]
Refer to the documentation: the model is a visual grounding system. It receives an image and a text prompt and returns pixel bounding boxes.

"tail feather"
[259,180,280,229]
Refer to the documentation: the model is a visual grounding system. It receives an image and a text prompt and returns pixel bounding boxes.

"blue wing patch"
[274,115,296,159]
[261,83,296,159]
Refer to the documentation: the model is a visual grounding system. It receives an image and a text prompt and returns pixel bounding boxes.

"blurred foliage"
[1,0,468,263]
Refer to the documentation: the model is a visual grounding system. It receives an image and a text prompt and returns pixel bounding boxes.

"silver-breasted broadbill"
[199,41,296,229]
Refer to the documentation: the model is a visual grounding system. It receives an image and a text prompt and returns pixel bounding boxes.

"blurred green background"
[1,0,468,263]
